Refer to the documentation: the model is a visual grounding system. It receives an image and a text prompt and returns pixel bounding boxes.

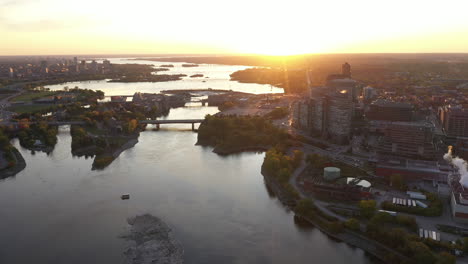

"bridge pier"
[155,124,160,131]
[192,123,195,131]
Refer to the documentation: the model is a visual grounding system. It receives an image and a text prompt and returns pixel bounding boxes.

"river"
[0,59,374,263]
[0,104,374,264]
[44,58,284,95]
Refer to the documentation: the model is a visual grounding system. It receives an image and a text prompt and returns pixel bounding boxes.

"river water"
[0,60,373,263]
[45,58,284,95]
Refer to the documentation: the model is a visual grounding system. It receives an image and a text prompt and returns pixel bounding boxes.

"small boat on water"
[121,194,130,200]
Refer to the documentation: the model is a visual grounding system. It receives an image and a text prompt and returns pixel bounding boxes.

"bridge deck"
[141,119,204,124]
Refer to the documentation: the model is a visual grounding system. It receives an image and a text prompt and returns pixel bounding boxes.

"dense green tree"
[359,200,377,219]
[345,218,360,231]
[407,241,436,264]
[295,199,316,216]
[436,252,456,264]
[463,237,468,253]
[198,115,290,152]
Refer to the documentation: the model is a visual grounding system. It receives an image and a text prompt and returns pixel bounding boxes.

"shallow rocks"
[122,214,183,264]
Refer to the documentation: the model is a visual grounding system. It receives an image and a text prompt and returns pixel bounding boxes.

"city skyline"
[1,0,468,55]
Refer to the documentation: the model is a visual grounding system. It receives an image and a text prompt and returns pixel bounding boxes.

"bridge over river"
[0,119,204,131]
[140,119,204,130]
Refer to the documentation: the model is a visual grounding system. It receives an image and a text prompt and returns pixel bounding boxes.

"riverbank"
[108,74,187,83]
[196,115,290,158]
[262,168,297,207]
[262,163,406,264]
[0,148,26,179]
[161,89,254,96]
[92,137,139,170]
[210,145,269,155]
[296,211,407,263]
[111,138,138,159]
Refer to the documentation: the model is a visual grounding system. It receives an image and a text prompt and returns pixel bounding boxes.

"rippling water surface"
[0,59,373,263]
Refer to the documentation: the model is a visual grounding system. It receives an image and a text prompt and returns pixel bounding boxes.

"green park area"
[11,91,58,102]
[8,104,57,114]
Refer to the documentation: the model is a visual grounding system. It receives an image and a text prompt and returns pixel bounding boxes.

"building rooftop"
[369,120,434,128]
[328,78,357,83]
[371,99,413,109]
[376,156,441,173]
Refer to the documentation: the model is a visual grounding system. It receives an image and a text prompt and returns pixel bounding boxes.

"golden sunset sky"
[1,0,468,55]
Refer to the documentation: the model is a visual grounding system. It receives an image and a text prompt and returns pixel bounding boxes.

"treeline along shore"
[196,115,455,264]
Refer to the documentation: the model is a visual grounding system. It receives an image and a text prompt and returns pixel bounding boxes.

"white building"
[449,173,468,223]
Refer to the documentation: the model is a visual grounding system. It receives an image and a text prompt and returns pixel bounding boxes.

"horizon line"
[2,52,468,58]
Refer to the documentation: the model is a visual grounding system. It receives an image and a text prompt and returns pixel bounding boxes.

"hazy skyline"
[1,0,468,55]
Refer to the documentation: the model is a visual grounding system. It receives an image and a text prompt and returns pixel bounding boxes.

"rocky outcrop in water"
[122,214,184,264]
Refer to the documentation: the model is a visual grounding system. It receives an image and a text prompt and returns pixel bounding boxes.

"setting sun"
[1,0,468,55]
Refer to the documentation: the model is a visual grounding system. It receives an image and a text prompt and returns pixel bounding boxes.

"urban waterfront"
[0,105,373,263]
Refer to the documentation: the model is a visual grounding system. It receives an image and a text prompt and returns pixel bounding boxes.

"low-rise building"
[301,167,372,201]
[374,156,447,183]
[133,92,170,113]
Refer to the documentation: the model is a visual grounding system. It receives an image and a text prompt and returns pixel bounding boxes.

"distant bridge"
[1,119,204,131]
[45,121,86,125]
[103,95,208,105]
[140,119,204,130]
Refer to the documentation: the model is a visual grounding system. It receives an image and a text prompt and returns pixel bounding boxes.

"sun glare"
[233,38,326,56]
[1,0,468,54]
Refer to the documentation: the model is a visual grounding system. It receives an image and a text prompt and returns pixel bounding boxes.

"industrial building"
[323,167,341,181]
[301,167,372,201]
[449,173,468,223]
[373,156,447,183]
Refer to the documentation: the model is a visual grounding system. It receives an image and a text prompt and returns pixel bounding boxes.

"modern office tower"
[342,62,351,77]
[439,105,468,137]
[376,121,437,160]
